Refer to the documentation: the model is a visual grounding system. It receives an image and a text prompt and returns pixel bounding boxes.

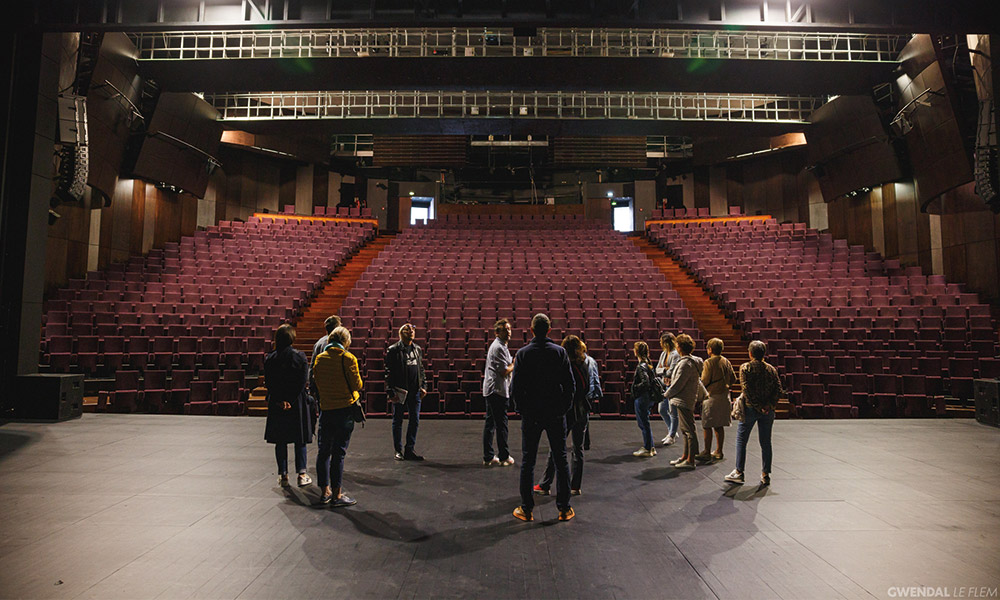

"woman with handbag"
[312,326,364,507]
[696,338,736,463]
[263,324,315,488]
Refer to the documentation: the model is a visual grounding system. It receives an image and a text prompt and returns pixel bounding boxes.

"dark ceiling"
[140,57,894,97]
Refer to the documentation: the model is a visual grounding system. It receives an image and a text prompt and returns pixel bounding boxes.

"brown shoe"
[711,452,724,462]
[558,507,575,521]
[513,506,533,522]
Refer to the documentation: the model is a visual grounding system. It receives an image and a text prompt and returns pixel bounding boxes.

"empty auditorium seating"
[339,214,702,417]
[648,217,998,418]
[44,216,375,415]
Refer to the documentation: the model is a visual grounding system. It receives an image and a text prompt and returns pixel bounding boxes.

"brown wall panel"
[44,202,93,292]
[693,167,710,210]
[437,203,586,216]
[129,181,145,255]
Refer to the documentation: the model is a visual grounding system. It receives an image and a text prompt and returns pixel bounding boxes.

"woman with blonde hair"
[312,326,364,507]
[697,338,736,462]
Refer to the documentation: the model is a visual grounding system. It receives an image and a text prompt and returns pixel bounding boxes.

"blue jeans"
[735,404,775,474]
[274,443,307,475]
[520,415,571,512]
[316,407,355,489]
[392,391,421,454]
[634,394,655,450]
[483,394,510,462]
[658,399,678,437]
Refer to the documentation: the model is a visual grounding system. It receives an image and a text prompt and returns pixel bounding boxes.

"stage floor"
[1,416,998,599]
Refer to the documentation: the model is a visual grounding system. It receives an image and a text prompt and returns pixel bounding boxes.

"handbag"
[340,354,366,427]
[731,393,746,422]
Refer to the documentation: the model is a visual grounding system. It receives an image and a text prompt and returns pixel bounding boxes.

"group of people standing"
[628,332,782,486]
[263,312,784,521]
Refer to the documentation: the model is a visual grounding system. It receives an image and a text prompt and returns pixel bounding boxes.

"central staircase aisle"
[632,235,794,418]
[247,233,396,415]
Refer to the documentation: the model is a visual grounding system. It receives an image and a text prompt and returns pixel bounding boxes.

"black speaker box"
[974,379,999,427]
[14,374,84,421]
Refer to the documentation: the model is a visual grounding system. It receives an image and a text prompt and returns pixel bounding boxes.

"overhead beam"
[129,28,906,63]
[27,0,999,33]
[205,90,822,124]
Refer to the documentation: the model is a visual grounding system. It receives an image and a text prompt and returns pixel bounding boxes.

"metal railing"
[646,136,694,158]
[132,27,905,62]
[331,134,373,156]
[205,90,821,123]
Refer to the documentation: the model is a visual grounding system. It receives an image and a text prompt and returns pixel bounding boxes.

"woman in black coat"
[264,324,315,487]
[535,335,591,495]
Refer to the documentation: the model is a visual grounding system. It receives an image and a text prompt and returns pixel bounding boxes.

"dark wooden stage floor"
[1,416,998,599]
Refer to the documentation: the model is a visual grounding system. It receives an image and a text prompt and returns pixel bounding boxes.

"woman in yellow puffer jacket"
[312,326,363,507]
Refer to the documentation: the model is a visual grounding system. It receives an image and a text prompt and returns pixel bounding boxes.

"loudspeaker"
[13,374,84,421]
[974,379,1000,427]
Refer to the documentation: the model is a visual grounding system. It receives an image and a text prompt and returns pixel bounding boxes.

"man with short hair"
[312,315,342,364]
[483,318,515,467]
[386,323,427,461]
[510,313,576,522]
[309,315,342,397]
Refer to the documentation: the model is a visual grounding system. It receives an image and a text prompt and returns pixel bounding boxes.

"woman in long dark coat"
[264,323,315,487]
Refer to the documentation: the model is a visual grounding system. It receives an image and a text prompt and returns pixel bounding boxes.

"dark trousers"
[316,407,355,489]
[735,404,775,474]
[520,415,571,512]
[274,443,307,475]
[392,391,421,453]
[483,393,510,462]
[541,413,588,491]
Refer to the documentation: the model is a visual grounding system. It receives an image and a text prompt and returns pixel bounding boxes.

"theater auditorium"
[1,1,999,598]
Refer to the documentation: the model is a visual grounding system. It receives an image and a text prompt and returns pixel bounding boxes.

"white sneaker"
[499,457,515,467]
[484,456,500,467]
[725,469,745,484]
[632,448,654,457]
[666,435,676,446]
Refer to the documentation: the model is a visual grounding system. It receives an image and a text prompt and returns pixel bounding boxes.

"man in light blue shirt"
[482,318,515,467]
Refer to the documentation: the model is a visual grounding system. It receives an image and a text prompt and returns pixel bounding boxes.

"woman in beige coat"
[697,338,736,462]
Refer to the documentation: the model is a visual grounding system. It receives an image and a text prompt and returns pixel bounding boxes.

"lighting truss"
[205,91,821,123]
[132,27,905,63]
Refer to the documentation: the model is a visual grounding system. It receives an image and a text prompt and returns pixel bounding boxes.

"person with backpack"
[631,341,663,458]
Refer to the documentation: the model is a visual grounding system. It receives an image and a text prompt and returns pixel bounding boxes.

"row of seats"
[332,215,703,416]
[648,206,742,219]
[648,218,998,417]
[306,205,373,218]
[40,217,377,412]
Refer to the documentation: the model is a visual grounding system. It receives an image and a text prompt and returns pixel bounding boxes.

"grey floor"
[0,416,998,600]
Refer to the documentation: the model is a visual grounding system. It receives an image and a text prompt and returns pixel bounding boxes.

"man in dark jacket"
[385,323,427,461]
[510,313,576,522]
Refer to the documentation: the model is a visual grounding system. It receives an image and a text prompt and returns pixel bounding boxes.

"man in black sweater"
[510,313,576,522]
[385,323,427,461]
